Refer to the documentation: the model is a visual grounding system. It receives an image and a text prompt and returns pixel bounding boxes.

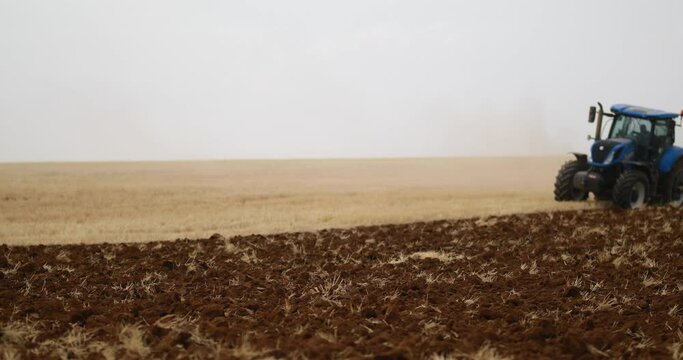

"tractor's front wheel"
[663,163,683,207]
[554,160,588,201]
[612,170,649,209]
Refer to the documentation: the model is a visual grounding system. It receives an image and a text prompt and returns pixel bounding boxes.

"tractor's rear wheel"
[663,163,683,207]
[554,160,588,201]
[612,170,649,209]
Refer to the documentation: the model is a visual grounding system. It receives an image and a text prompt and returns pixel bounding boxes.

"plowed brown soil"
[2,207,683,359]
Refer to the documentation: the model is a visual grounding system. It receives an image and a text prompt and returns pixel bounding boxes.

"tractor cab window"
[653,120,674,149]
[609,115,652,145]
[654,122,668,137]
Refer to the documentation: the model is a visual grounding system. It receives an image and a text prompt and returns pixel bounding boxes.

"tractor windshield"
[609,115,652,144]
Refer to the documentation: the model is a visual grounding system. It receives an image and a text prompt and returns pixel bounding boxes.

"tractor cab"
[589,104,679,166]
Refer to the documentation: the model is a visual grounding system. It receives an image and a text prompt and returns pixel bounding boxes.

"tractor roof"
[610,104,679,120]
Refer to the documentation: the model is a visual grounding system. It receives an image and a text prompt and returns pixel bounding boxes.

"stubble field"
[0,158,596,245]
[2,206,683,358]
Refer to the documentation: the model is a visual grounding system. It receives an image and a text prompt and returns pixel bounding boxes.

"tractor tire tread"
[612,170,649,209]
[663,160,683,205]
[554,160,588,201]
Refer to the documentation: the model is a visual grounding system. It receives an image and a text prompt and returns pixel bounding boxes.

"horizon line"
[0,154,572,165]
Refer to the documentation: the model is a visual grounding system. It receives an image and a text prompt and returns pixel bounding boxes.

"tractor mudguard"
[571,153,588,168]
[658,146,683,173]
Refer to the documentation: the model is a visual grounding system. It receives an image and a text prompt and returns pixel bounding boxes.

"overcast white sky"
[1,0,682,162]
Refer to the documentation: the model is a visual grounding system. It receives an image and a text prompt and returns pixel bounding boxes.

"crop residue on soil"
[2,207,683,358]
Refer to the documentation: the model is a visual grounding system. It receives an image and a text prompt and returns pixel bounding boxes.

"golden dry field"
[0,157,601,245]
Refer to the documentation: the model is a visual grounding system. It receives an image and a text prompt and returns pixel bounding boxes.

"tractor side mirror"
[588,106,596,123]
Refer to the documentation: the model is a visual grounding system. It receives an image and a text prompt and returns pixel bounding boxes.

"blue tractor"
[555,103,683,209]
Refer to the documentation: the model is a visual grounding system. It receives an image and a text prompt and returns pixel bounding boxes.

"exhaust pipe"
[595,102,604,140]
